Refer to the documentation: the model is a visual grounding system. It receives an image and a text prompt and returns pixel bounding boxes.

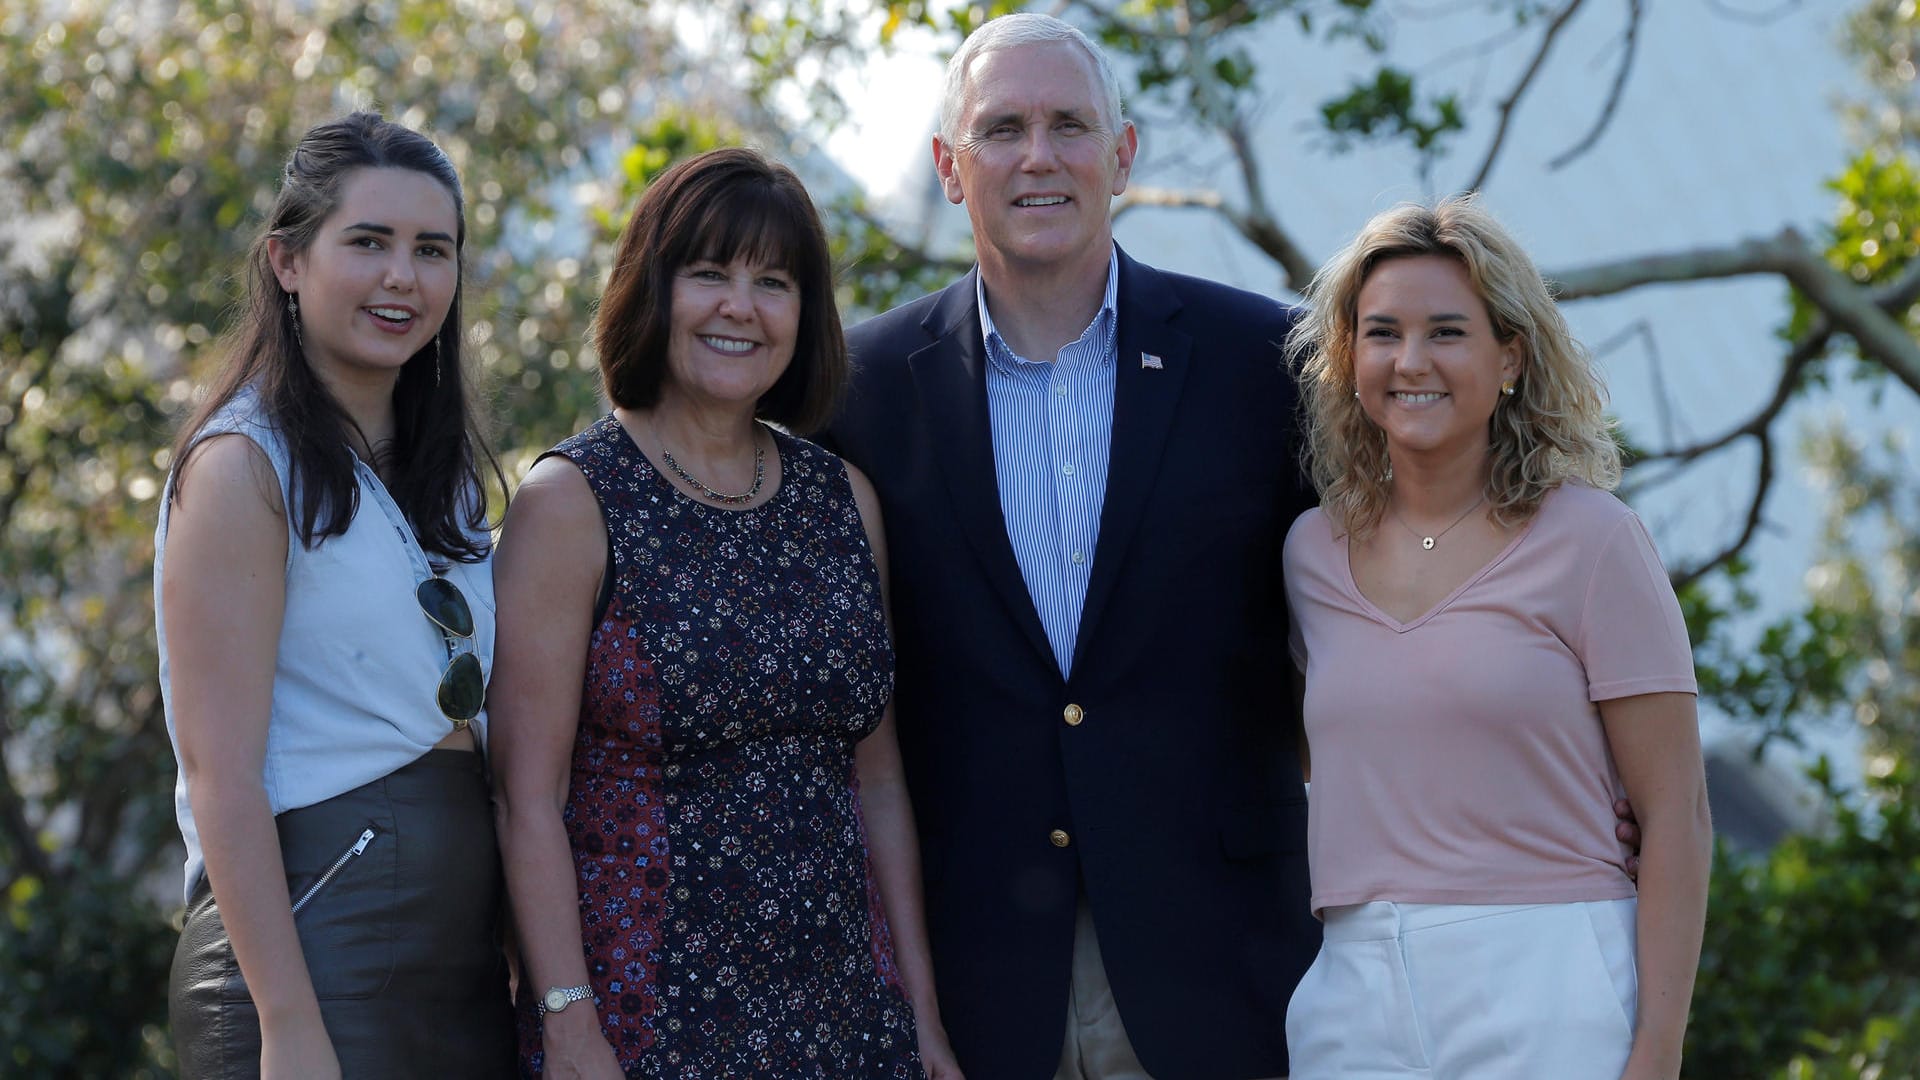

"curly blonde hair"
[1286,195,1621,538]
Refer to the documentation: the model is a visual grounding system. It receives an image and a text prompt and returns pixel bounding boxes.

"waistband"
[1321,898,1635,943]
[408,747,485,772]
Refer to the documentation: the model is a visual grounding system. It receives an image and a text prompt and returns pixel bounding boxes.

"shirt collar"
[978,244,1120,372]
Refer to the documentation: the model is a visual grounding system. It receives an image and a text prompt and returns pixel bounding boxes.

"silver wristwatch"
[539,984,593,1016]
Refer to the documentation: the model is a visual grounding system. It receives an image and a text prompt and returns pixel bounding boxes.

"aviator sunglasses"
[417,574,483,730]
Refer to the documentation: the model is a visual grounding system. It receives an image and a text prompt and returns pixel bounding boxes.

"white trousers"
[1285,899,1637,1080]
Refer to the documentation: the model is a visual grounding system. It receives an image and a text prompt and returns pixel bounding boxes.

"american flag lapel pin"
[1140,352,1163,370]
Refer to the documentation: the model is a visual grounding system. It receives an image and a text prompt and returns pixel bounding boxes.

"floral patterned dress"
[516,416,922,1078]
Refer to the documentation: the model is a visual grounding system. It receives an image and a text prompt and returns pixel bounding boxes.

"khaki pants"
[1053,900,1285,1080]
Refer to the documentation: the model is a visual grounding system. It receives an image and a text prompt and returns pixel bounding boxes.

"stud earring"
[1500,381,1515,397]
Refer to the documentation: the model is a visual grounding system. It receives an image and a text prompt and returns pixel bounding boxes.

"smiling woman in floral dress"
[490,148,961,1079]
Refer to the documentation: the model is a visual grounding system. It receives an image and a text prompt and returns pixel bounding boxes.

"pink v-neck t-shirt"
[1283,483,1696,916]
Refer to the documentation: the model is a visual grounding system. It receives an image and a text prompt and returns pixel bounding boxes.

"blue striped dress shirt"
[978,247,1121,675]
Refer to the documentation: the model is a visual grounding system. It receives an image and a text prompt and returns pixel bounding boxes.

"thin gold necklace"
[1390,493,1487,551]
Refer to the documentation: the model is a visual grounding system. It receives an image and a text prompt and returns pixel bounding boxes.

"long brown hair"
[171,112,503,560]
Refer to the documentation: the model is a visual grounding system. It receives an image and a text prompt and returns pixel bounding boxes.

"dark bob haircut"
[594,147,845,435]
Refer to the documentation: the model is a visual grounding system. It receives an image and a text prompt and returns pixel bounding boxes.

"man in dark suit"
[830,13,1318,1079]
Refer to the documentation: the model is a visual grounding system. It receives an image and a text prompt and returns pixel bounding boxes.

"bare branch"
[1621,245,1920,466]
[1069,0,1318,290]
[1115,183,1319,289]
[1116,186,1226,215]
[1548,0,1642,171]
[1872,249,1920,312]
[1468,0,1587,191]
[1790,258,1920,398]
[1671,428,1776,592]
[1422,19,1534,79]
[838,201,975,278]
[1554,231,1915,393]
[1706,0,1803,25]
[1634,327,1827,465]
[1617,241,1920,592]
[1551,229,1811,297]
[1221,115,1319,291]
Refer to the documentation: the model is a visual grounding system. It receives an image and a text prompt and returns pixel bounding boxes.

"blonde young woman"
[1280,196,1712,1079]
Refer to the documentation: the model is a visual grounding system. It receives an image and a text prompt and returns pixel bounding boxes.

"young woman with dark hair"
[157,112,513,1079]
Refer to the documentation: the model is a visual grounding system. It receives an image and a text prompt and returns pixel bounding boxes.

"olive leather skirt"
[169,749,515,1079]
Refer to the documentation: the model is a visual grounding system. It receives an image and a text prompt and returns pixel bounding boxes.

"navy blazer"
[831,249,1320,1079]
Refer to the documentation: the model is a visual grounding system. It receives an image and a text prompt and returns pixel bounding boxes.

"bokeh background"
[3,1,1916,1075]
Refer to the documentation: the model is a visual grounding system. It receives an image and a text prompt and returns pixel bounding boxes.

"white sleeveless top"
[154,387,497,900]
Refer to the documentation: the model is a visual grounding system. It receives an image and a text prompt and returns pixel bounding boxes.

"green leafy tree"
[0,1,913,1072]
[6,0,1920,1075]
[1680,1,1920,1072]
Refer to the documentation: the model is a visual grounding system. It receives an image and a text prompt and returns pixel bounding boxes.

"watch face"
[545,988,568,1013]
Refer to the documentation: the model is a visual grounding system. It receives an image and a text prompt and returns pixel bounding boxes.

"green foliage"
[1843,0,1920,128]
[1,860,178,1078]
[1680,558,1865,755]
[1827,152,1920,285]
[4,0,1920,1075]
[872,0,1023,43]
[0,1,904,1073]
[1784,1004,1920,1080]
[1317,66,1465,156]
[1789,149,1920,356]
[1686,762,1920,1078]
[1799,425,1920,763]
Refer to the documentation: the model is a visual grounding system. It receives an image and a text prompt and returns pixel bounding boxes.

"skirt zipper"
[291,827,376,914]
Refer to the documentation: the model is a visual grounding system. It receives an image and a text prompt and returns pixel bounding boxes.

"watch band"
[539,983,593,1016]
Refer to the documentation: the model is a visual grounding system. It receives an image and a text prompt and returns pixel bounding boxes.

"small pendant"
[1422,537,1436,551]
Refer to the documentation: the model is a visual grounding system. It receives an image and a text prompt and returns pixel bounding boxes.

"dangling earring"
[1500,380,1516,397]
[287,295,304,350]
[433,332,443,387]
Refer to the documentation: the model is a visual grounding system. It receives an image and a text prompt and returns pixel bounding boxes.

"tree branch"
[1552,229,1920,392]
[1671,427,1775,592]
[1468,0,1587,191]
[1115,185,1227,216]
[1222,115,1318,291]
[1876,251,1920,312]
[1706,0,1803,25]
[1787,258,1920,398]
[1633,326,1827,465]
[1115,183,1318,289]
[1548,0,1642,171]
[1621,248,1920,583]
[838,201,975,278]
[1068,0,1317,290]
[1551,229,1811,297]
